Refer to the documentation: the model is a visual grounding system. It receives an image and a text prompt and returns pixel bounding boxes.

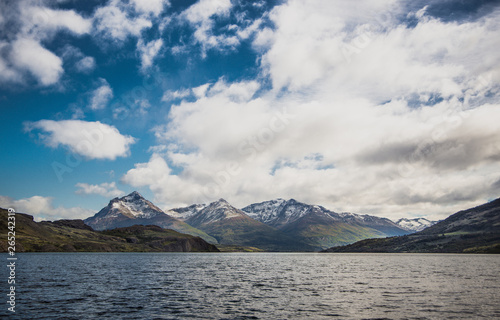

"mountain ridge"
[84,192,217,243]
[242,198,409,249]
[321,198,500,253]
[83,192,492,252]
[178,198,315,251]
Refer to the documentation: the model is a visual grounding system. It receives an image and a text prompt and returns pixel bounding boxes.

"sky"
[1,0,499,222]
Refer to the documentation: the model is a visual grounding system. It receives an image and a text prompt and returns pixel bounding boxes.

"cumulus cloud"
[93,0,153,41]
[260,0,500,97]
[25,120,136,160]
[180,0,238,54]
[89,79,114,110]
[20,5,92,37]
[123,1,500,219]
[137,38,163,71]
[0,42,22,84]
[130,0,168,16]
[0,1,91,86]
[10,38,63,86]
[75,182,124,198]
[75,56,96,73]
[122,153,210,209]
[0,195,94,221]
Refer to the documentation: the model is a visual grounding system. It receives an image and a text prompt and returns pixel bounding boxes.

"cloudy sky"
[1,0,499,221]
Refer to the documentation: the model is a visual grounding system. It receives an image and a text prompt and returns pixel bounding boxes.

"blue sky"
[1,0,500,221]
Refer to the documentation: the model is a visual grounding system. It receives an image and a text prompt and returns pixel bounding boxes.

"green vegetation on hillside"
[198,216,315,252]
[0,209,219,252]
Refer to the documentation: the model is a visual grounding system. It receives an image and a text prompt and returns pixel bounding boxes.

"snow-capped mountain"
[84,191,216,243]
[242,199,407,234]
[83,193,415,251]
[242,198,409,249]
[243,198,313,228]
[110,191,164,219]
[171,198,313,251]
[185,199,246,226]
[395,217,437,232]
[84,191,164,229]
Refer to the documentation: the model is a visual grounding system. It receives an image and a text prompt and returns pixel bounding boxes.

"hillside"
[0,208,219,252]
[322,198,500,253]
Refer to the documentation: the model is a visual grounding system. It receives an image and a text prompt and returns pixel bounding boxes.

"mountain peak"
[91,191,164,222]
[123,191,143,200]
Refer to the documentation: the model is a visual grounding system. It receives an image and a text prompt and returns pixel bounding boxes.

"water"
[1,253,499,319]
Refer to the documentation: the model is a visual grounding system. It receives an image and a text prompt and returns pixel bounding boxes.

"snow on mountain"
[167,204,207,221]
[243,198,338,228]
[395,217,437,232]
[185,199,247,227]
[110,191,164,219]
[243,198,287,223]
[242,198,409,236]
[86,191,165,227]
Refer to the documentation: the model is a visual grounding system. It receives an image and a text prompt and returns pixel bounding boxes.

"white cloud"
[137,38,163,70]
[0,195,94,221]
[75,182,124,198]
[26,120,136,160]
[89,79,113,110]
[125,0,500,220]
[93,0,153,41]
[21,6,92,37]
[122,153,209,209]
[0,2,92,86]
[259,0,500,98]
[10,38,63,86]
[192,83,210,98]
[75,56,96,73]
[130,0,168,16]
[162,88,191,102]
[184,0,232,23]
[0,43,22,84]
[181,0,237,54]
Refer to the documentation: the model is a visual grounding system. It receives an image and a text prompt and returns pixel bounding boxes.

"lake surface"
[1,253,499,319]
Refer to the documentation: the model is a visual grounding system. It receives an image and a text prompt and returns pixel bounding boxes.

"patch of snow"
[395,218,436,232]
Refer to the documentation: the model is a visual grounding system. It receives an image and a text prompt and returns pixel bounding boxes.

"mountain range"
[84,192,418,251]
[322,198,500,253]
[242,198,409,249]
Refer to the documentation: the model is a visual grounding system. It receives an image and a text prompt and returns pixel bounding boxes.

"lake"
[1,253,499,319]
